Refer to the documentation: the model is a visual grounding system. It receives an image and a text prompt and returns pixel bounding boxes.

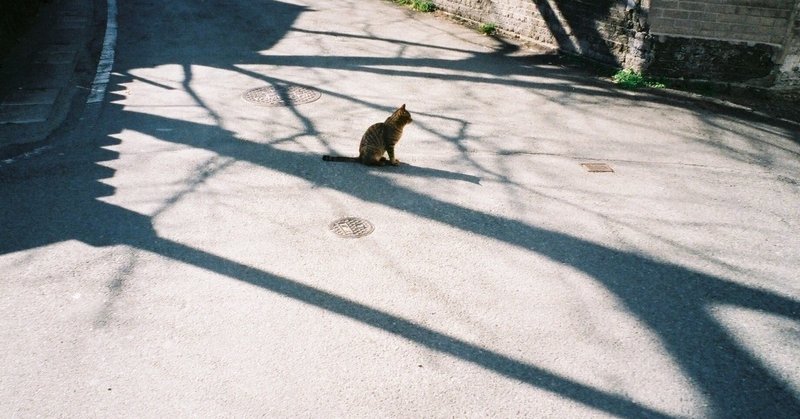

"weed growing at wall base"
[394,0,435,12]
[613,69,666,89]
[412,0,435,12]
[478,23,496,35]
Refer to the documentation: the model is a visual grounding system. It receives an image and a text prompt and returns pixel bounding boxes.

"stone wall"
[775,1,800,88]
[646,37,777,83]
[433,0,800,89]
[434,0,653,69]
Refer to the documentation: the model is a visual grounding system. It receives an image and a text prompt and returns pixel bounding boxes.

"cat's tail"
[322,155,360,163]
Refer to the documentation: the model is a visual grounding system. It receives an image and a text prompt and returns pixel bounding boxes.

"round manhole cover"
[242,85,321,107]
[329,217,374,238]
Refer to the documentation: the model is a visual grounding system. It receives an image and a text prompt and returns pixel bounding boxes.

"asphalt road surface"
[2,0,799,417]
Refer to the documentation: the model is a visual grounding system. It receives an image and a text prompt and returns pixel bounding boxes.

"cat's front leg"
[386,147,400,166]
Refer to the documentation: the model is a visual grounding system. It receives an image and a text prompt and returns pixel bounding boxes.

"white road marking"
[87,0,118,104]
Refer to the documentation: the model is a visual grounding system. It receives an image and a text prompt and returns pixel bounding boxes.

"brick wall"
[649,0,794,45]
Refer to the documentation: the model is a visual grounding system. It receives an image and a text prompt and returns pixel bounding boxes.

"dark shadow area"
[0,0,48,62]
[366,163,481,184]
[532,0,620,66]
[2,0,799,417]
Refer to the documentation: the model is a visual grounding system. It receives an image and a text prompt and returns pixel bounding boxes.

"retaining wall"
[433,0,800,89]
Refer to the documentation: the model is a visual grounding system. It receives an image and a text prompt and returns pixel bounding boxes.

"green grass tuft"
[394,0,435,12]
[612,69,666,89]
[411,0,435,12]
[478,22,496,35]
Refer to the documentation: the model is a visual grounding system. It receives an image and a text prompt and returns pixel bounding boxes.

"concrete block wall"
[650,0,794,45]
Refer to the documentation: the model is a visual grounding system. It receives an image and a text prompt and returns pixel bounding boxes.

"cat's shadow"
[365,162,481,185]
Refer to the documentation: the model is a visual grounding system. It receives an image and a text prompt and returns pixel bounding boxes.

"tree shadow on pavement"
[0,99,671,419]
[116,103,800,418]
[4,91,799,417]
[2,0,799,417]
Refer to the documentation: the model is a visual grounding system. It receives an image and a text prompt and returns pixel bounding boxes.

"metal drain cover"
[329,217,374,238]
[242,85,321,106]
[581,162,614,173]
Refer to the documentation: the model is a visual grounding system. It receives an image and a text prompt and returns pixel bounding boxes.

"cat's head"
[394,104,412,124]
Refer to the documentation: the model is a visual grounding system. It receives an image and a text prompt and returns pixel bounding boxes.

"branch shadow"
[2,0,799,417]
[0,92,671,419]
[33,87,800,416]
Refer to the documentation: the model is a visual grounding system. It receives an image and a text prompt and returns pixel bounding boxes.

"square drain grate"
[581,162,614,173]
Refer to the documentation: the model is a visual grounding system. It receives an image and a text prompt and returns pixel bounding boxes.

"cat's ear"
[400,104,406,110]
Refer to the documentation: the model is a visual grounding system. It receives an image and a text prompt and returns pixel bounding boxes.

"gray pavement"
[1,0,800,417]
